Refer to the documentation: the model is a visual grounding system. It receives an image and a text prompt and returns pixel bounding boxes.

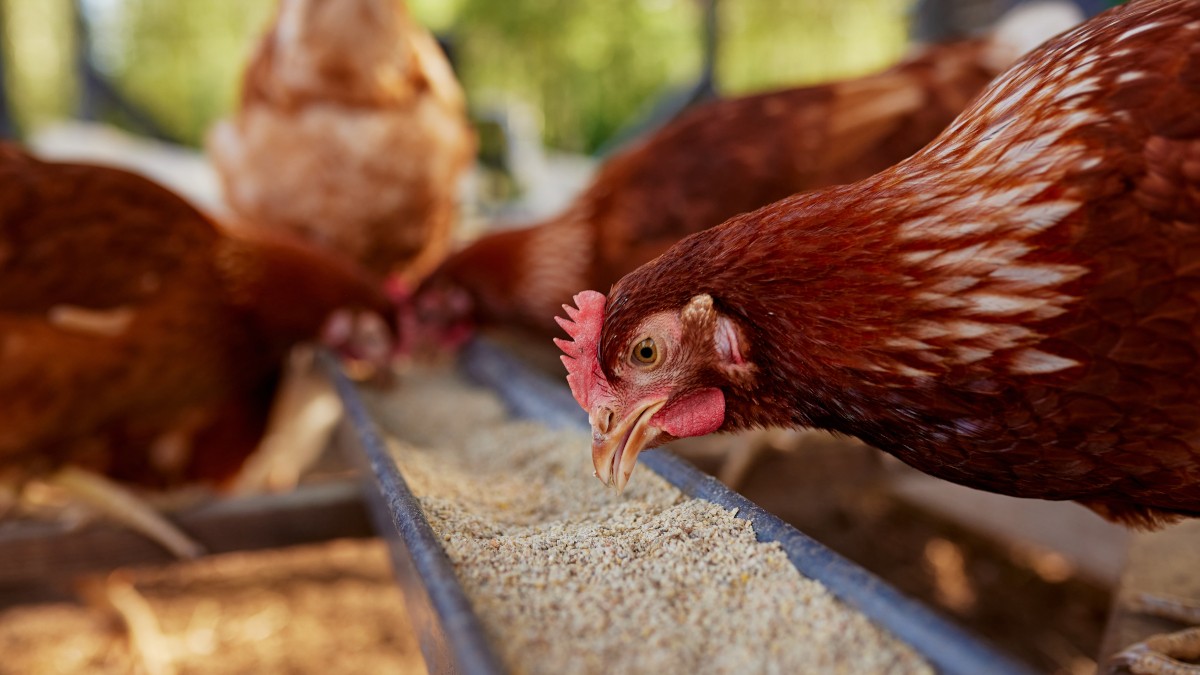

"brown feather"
[0,147,390,489]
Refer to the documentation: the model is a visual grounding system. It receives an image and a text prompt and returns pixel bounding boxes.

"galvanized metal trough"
[327,341,1036,675]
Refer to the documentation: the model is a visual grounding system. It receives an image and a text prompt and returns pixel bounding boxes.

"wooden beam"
[889,470,1130,586]
[0,480,374,605]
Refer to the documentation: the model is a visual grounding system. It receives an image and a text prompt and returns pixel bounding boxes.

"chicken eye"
[632,338,659,366]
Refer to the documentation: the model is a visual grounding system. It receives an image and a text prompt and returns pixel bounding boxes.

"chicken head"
[556,291,754,490]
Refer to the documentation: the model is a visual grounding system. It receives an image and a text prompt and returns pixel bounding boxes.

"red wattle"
[652,387,725,439]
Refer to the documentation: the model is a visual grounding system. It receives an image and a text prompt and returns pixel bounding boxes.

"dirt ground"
[0,539,426,675]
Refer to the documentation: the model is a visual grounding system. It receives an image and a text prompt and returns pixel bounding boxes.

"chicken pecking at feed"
[559,0,1200,533]
[557,1,1200,671]
[208,0,475,282]
[0,145,395,557]
[406,6,1081,353]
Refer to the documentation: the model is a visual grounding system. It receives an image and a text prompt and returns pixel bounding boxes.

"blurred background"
[1,0,914,154]
[0,0,1119,212]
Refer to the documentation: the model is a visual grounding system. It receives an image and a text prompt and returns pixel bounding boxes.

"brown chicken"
[208,0,475,281]
[407,9,1079,351]
[558,2,1199,670]
[0,145,394,556]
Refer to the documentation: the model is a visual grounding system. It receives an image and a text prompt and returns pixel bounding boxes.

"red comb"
[383,274,412,305]
[554,290,610,411]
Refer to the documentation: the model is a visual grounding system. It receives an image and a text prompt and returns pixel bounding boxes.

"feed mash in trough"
[365,370,931,674]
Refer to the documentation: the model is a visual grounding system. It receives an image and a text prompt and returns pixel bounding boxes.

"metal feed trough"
[328,341,1035,675]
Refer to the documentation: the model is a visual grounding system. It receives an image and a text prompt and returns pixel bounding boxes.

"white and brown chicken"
[209,0,476,283]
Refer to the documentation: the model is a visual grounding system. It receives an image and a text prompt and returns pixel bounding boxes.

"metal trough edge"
[459,339,1036,675]
[325,352,505,675]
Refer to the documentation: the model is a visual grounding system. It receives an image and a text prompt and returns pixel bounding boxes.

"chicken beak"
[590,399,666,492]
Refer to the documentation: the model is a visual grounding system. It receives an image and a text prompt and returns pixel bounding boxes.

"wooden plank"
[1098,520,1200,667]
[0,480,373,599]
[890,471,1131,586]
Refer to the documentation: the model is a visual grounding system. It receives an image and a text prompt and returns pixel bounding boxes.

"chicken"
[560,0,1200,526]
[208,0,475,282]
[557,1,1200,670]
[408,4,1081,351]
[0,145,395,556]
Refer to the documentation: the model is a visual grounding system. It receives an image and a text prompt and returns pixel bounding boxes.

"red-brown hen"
[0,146,394,554]
[409,27,1062,351]
[558,0,1200,530]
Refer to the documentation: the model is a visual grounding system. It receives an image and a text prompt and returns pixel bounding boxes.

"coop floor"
[0,538,426,675]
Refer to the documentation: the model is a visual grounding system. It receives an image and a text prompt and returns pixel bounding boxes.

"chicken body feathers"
[209,0,474,280]
[0,149,387,488]
[604,0,1200,526]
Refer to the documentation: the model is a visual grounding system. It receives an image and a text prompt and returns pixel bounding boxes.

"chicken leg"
[229,347,343,495]
[1112,593,1200,674]
[45,466,205,559]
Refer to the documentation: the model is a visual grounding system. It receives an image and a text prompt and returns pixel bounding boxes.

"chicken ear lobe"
[680,294,756,385]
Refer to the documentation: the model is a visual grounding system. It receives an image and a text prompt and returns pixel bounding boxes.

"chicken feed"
[365,369,931,674]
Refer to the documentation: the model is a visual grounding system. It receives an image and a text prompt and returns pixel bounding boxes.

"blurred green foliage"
[720,0,909,94]
[1,0,77,134]
[450,0,702,154]
[1,0,909,153]
[99,0,276,145]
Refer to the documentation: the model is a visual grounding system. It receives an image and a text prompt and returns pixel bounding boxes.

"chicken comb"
[554,290,610,411]
[383,274,412,305]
